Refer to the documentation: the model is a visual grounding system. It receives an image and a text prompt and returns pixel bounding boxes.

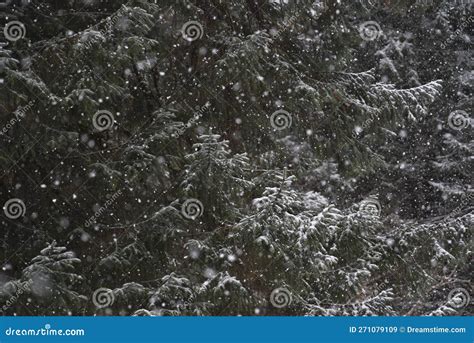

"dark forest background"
[0,0,472,316]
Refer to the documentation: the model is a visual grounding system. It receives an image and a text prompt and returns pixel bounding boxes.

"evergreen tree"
[0,0,471,316]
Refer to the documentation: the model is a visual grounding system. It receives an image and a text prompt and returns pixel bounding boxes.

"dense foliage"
[0,0,472,316]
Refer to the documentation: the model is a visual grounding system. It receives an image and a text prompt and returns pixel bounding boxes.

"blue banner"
[0,316,472,343]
